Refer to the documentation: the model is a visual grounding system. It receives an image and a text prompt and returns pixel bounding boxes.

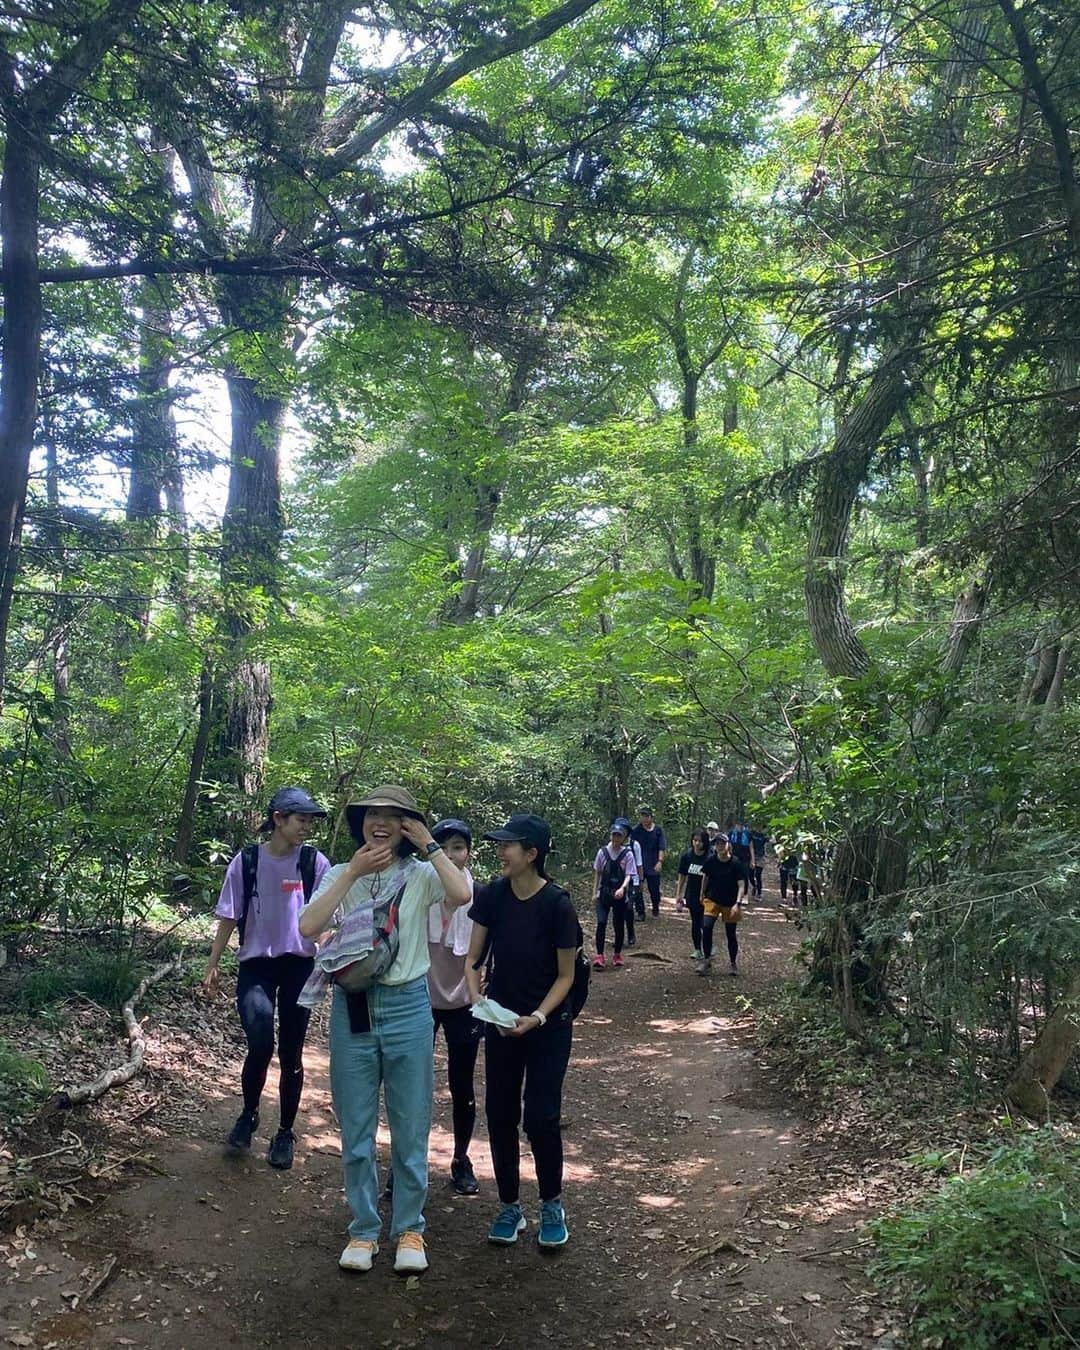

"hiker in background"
[298,785,471,1276]
[749,825,768,899]
[467,814,579,1250]
[631,806,667,917]
[203,787,331,1171]
[427,818,482,1196]
[700,832,749,977]
[674,828,710,962]
[776,838,799,903]
[591,819,638,970]
[728,819,753,875]
[621,817,643,946]
[705,821,725,855]
[797,843,822,906]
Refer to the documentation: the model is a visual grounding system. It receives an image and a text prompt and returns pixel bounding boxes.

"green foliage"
[0,1038,52,1111]
[870,1129,1080,1349]
[12,949,144,1013]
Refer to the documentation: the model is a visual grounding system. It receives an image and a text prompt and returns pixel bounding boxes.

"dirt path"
[2,883,881,1349]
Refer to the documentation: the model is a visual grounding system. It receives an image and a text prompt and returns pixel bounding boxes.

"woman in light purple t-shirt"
[202,787,330,1171]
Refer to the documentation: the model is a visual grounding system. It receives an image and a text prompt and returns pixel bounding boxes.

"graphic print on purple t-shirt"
[216,846,331,961]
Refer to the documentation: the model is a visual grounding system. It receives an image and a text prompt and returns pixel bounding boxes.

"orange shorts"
[703,899,742,922]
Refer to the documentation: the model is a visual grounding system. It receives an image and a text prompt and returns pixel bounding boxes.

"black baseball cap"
[261,786,327,831]
[433,817,472,848]
[483,813,551,852]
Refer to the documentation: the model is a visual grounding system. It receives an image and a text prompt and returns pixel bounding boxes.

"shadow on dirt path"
[2,878,879,1349]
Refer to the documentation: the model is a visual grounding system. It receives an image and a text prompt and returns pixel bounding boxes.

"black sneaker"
[450,1156,479,1196]
[227,1109,258,1152]
[267,1128,295,1170]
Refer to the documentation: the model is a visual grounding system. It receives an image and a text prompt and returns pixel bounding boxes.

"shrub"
[870,1128,1079,1348]
[0,1036,51,1109]
[12,948,144,1012]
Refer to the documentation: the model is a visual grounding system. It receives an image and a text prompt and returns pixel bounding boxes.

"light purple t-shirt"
[215,846,331,962]
[593,843,639,884]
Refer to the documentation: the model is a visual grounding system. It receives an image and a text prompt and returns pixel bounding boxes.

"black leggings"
[236,954,314,1128]
[625,889,638,943]
[595,893,626,955]
[701,916,738,965]
[751,864,763,897]
[686,896,704,951]
[433,1004,482,1159]
[485,1016,572,1203]
[779,867,797,899]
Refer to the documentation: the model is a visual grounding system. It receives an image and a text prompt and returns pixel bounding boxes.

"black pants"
[701,916,739,965]
[236,954,314,1128]
[779,867,796,899]
[625,887,639,940]
[433,1004,482,1159]
[485,1016,572,1204]
[595,893,626,956]
[686,896,704,951]
[751,864,763,897]
[643,872,661,915]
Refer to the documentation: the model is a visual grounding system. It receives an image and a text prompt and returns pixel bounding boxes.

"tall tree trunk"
[1004,972,1080,1120]
[210,365,286,814]
[0,116,42,705]
[0,0,145,700]
[174,656,214,868]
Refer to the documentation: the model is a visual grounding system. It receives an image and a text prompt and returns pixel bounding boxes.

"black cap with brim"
[483,813,551,853]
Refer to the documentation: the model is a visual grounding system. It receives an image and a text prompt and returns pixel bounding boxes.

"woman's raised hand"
[347,841,394,877]
[399,816,435,850]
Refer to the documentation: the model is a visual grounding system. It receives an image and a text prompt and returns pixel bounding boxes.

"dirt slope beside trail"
[1,884,882,1349]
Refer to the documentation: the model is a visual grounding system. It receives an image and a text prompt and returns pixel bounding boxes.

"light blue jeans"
[329,977,434,1240]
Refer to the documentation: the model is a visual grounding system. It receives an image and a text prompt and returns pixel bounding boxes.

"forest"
[0,1,1077,1347]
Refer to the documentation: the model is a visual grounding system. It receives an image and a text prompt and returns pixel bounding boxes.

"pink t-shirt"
[215,846,331,962]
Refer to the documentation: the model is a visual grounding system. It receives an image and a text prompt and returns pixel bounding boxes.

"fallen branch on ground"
[53,954,184,1109]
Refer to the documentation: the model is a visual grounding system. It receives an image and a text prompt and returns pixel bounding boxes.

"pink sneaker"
[592,954,606,970]
[613,953,625,968]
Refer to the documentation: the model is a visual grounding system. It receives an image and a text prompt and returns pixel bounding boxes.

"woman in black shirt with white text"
[674,828,710,962]
[466,813,578,1251]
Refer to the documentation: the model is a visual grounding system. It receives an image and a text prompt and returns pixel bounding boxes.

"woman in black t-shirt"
[674,829,710,962]
[466,813,578,1253]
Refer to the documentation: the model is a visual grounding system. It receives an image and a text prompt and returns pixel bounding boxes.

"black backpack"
[238,843,318,944]
[598,846,630,902]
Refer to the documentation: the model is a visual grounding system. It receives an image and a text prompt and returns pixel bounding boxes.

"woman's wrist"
[530,1009,547,1027]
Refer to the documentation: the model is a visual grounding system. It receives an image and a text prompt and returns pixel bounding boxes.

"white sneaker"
[339,1238,378,1272]
[394,1231,428,1274]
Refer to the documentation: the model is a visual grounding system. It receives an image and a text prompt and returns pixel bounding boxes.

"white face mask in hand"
[470,997,519,1029]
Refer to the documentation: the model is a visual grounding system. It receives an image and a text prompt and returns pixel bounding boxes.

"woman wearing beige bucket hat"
[299,785,470,1276]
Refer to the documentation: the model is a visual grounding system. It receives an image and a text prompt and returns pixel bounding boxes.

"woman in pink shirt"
[427,818,482,1195]
[202,787,331,1170]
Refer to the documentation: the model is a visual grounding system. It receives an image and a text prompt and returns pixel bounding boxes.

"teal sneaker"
[537,1199,569,1248]
[487,1203,526,1245]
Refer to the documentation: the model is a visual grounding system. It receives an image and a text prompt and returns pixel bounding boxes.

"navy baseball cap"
[261,786,327,831]
[610,819,630,835]
[483,813,551,852]
[433,817,472,847]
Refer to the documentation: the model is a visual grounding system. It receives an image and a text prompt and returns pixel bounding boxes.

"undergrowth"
[0,1036,51,1112]
[870,1127,1079,1348]
[10,948,145,1012]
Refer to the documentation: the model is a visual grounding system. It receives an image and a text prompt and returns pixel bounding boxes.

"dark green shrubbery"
[870,1128,1079,1349]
